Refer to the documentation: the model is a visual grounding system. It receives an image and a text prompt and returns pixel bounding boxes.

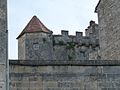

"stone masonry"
[0,0,8,90]
[95,0,120,60]
[9,60,120,90]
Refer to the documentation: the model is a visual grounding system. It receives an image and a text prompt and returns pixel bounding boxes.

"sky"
[8,0,99,59]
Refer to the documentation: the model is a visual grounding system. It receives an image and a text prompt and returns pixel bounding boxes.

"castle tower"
[95,0,120,60]
[17,16,53,60]
[0,0,8,90]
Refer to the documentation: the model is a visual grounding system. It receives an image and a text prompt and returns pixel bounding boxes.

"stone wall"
[53,30,99,60]
[0,0,8,63]
[85,21,99,40]
[18,34,26,59]
[96,0,120,60]
[18,32,53,60]
[9,60,120,90]
[0,64,6,90]
[0,0,8,90]
[85,21,100,60]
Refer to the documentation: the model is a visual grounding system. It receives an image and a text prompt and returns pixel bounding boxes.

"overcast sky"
[8,0,99,59]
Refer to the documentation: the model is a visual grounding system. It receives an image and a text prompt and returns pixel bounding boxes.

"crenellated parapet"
[52,28,100,60]
[53,30,99,48]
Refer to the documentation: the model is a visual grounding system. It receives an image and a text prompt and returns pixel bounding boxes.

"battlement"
[53,30,99,47]
[85,20,99,39]
[90,20,96,26]
[61,30,69,36]
[76,31,83,37]
[61,30,83,37]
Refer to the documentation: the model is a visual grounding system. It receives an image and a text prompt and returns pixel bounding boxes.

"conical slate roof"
[17,16,52,39]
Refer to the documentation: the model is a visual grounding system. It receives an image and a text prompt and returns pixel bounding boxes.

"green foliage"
[58,41,65,46]
[66,42,76,49]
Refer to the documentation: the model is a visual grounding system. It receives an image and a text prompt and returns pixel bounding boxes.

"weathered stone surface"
[9,60,120,66]
[0,0,8,90]
[9,62,120,90]
[96,0,120,60]
[0,0,8,63]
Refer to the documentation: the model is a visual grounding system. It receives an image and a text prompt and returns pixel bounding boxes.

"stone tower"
[0,0,8,90]
[17,16,53,60]
[95,0,120,60]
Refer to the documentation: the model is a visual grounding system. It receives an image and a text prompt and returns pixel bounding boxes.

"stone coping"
[9,60,120,66]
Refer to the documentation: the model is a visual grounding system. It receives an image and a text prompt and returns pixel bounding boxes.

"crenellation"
[53,28,99,60]
[90,20,96,26]
[76,31,83,37]
[61,30,69,36]
[85,21,99,40]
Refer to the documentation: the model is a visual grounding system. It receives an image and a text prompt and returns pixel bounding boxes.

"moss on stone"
[66,42,76,49]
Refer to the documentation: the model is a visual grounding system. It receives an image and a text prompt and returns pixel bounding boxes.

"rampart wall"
[9,60,120,90]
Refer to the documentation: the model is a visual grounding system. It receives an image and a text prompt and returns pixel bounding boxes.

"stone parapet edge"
[9,60,120,66]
